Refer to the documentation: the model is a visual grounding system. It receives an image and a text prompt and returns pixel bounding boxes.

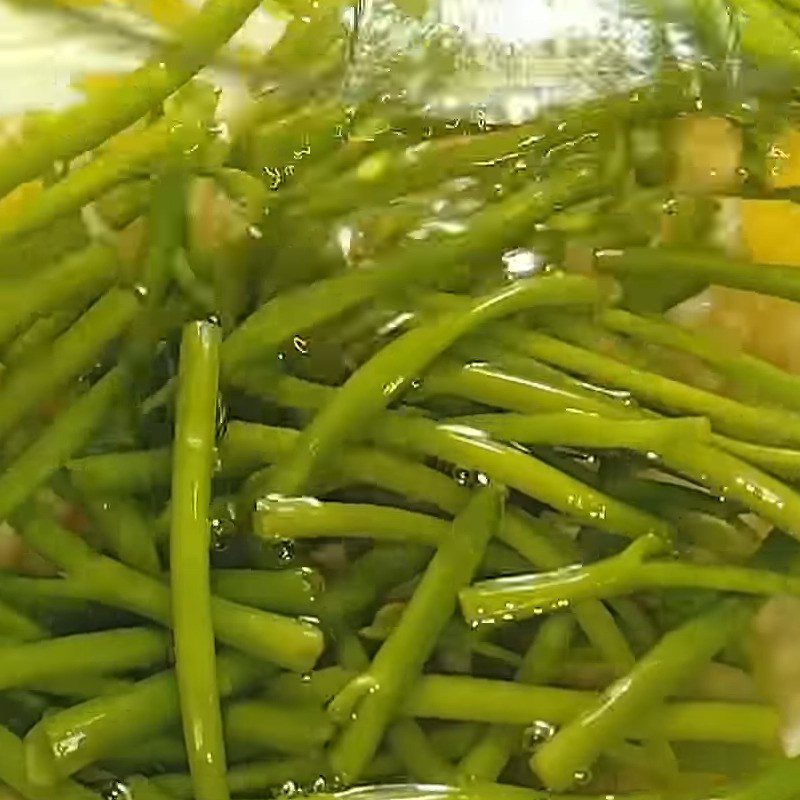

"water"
[346,0,661,124]
[4,1,797,798]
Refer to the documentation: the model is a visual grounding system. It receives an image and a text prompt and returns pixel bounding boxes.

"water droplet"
[133,283,149,299]
[522,720,557,751]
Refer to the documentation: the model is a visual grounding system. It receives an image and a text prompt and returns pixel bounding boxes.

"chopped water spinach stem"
[458,613,576,783]
[17,512,324,669]
[460,533,800,625]
[169,321,229,800]
[328,486,504,783]
[23,653,265,785]
[531,600,750,790]
[241,273,605,503]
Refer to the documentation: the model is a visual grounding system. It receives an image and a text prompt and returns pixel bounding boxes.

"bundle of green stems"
[3,1,800,799]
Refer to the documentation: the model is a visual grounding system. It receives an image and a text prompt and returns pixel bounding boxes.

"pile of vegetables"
[7,1,800,799]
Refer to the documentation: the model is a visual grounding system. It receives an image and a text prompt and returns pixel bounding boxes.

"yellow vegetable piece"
[742,200,800,267]
[672,115,742,194]
[700,197,800,374]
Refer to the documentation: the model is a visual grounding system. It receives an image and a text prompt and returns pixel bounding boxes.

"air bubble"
[279,780,300,798]
[215,396,229,443]
[293,336,309,355]
[210,517,233,552]
[264,166,283,190]
[502,248,542,278]
[522,720,557,751]
[662,197,679,216]
[453,468,475,487]
[573,769,593,786]
[382,377,403,395]
[103,780,132,800]
[275,539,296,563]
[208,121,230,142]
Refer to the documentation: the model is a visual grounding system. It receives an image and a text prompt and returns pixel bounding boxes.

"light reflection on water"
[347,0,662,123]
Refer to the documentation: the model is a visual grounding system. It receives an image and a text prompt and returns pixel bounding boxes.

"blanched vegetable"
[4,1,800,798]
